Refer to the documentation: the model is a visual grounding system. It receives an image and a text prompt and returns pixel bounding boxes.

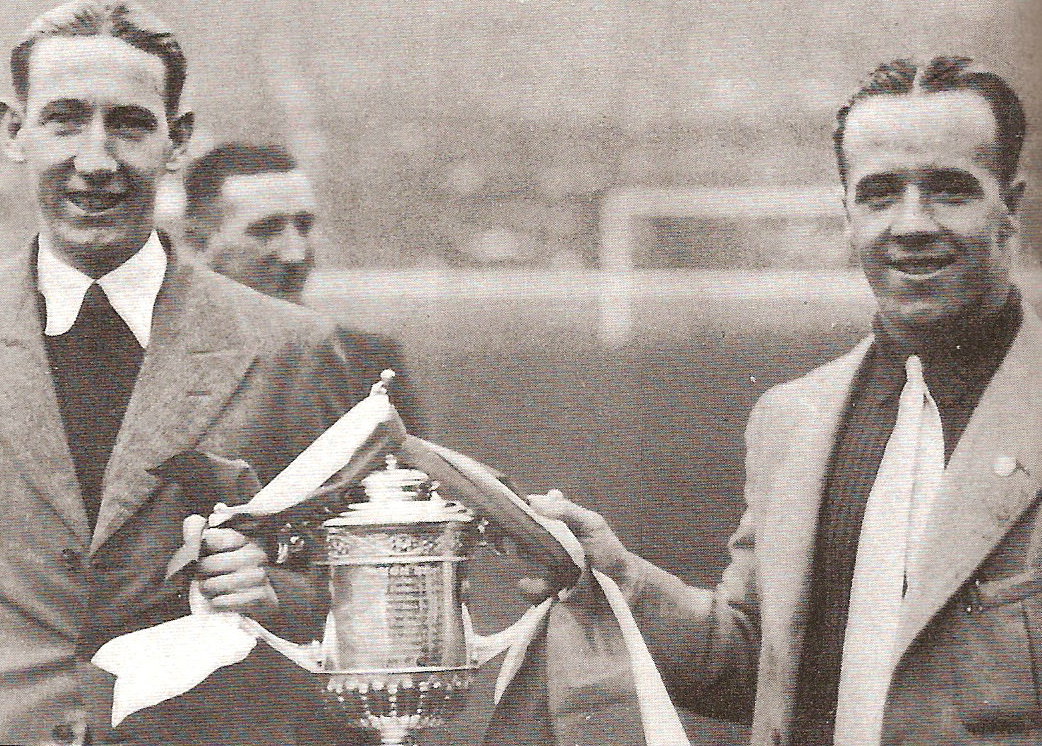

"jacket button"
[51,720,91,745]
[60,548,81,571]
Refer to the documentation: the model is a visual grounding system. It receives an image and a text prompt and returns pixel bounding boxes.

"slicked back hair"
[11,0,187,116]
[183,142,299,223]
[834,56,1026,188]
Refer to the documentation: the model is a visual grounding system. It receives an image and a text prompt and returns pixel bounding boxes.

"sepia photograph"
[0,0,1037,744]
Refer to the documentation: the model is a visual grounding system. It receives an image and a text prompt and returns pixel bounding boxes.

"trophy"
[224,372,580,745]
[278,453,483,746]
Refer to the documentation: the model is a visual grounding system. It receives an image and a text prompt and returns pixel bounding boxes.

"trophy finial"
[370,369,396,396]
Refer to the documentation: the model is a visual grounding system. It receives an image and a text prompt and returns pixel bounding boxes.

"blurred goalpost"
[595,186,844,346]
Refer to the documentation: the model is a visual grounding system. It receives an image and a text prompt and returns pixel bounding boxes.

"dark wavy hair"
[11,1,187,116]
[834,56,1025,187]
[183,143,299,220]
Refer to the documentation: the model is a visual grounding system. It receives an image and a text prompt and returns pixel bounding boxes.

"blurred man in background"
[184,142,423,433]
[184,143,314,304]
[515,57,1039,746]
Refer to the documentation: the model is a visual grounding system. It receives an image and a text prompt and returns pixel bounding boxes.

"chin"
[881,300,953,335]
[52,224,125,253]
[891,301,997,339]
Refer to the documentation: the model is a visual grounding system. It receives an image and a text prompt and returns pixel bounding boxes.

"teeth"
[67,192,124,212]
[894,260,951,275]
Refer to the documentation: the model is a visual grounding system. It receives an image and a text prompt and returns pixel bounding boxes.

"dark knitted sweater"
[42,283,144,529]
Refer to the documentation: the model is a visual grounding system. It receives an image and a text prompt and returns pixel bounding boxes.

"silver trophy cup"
[284,454,480,746]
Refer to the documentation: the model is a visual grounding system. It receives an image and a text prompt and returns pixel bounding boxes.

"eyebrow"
[854,169,985,199]
[105,105,160,129]
[920,169,984,195]
[37,99,89,118]
[853,173,902,200]
[248,210,316,222]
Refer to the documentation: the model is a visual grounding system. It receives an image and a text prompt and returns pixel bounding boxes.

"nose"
[72,121,118,182]
[275,225,310,265]
[890,184,939,240]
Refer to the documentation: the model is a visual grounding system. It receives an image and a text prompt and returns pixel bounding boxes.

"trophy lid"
[360,454,429,502]
[328,454,473,526]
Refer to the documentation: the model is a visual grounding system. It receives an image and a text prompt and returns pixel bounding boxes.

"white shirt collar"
[36,232,168,347]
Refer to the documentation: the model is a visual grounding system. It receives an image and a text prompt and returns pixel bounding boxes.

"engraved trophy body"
[288,455,480,746]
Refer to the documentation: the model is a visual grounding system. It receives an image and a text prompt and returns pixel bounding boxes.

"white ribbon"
[92,583,258,726]
[467,486,690,746]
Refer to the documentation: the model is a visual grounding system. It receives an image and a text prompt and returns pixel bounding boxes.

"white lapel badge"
[992,455,1019,478]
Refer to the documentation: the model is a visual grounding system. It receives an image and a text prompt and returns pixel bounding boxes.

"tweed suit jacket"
[628,303,1042,745]
[0,241,373,745]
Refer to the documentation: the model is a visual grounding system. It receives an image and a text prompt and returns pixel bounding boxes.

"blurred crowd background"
[0,2,1037,744]
[0,0,1038,270]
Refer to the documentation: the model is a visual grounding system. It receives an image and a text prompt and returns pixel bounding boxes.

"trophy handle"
[465,601,555,668]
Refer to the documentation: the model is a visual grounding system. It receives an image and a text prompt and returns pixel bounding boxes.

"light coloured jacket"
[630,303,1042,745]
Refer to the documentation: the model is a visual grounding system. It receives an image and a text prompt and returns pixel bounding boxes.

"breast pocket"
[946,570,1042,735]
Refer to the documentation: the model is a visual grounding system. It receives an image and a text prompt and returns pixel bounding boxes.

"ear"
[1,101,26,163]
[164,110,194,172]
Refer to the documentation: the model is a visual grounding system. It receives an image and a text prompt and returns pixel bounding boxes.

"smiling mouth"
[888,254,957,277]
[65,191,126,214]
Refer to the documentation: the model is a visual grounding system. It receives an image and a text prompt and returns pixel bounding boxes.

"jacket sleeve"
[241,324,364,640]
[621,396,771,723]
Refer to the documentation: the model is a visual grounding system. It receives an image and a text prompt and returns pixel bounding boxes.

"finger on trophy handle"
[518,576,554,604]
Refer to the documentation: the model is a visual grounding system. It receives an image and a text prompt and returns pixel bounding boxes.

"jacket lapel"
[0,244,89,542]
[90,260,258,553]
[758,339,871,669]
[896,306,1042,656]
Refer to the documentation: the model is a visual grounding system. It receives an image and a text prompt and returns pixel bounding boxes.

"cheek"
[852,231,889,274]
[212,236,265,270]
[847,212,889,247]
[112,140,171,178]
[936,203,1007,241]
[29,164,72,205]
[20,138,72,176]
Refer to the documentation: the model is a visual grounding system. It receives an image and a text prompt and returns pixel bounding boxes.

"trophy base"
[319,668,474,746]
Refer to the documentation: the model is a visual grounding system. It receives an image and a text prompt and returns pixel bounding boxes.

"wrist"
[597,548,651,602]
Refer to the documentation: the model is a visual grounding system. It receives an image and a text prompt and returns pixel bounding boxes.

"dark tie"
[44,283,145,528]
